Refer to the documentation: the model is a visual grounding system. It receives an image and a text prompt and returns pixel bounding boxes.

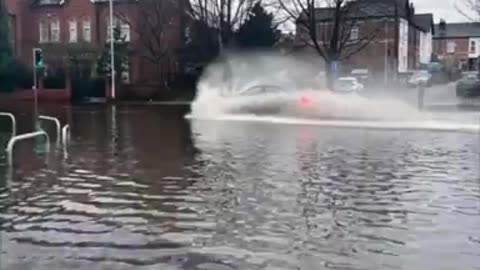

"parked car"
[350,69,369,84]
[407,70,432,87]
[333,77,364,93]
[456,72,480,98]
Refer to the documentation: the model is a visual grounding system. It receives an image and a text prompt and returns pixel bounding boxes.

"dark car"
[456,73,480,98]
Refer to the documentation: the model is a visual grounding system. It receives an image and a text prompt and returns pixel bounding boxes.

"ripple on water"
[1,114,480,269]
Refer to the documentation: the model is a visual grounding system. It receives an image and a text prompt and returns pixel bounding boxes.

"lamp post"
[109,0,115,100]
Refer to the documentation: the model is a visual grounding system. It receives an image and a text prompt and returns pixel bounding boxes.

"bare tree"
[188,0,263,47]
[277,0,385,64]
[117,0,183,79]
[456,0,480,21]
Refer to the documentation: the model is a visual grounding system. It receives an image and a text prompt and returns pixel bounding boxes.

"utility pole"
[384,19,389,85]
[109,0,115,100]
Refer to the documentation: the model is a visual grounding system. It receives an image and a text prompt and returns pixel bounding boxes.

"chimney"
[439,19,446,31]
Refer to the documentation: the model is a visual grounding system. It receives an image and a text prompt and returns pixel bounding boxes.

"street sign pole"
[109,0,116,100]
[32,48,43,131]
[32,48,37,90]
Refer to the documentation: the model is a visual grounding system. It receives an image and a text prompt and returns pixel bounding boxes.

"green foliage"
[96,26,129,79]
[235,2,279,49]
[183,20,220,77]
[44,68,66,89]
[0,59,33,92]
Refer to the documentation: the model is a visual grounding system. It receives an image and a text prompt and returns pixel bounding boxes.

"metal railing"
[39,115,61,145]
[5,130,50,164]
[0,112,16,137]
[62,124,70,146]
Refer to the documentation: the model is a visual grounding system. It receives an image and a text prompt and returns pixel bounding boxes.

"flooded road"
[0,103,479,270]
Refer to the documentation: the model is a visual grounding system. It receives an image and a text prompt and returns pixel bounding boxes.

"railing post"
[39,115,61,145]
[6,131,50,165]
[0,112,16,137]
[62,124,70,146]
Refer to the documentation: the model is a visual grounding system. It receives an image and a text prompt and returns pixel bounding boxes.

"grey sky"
[411,0,476,23]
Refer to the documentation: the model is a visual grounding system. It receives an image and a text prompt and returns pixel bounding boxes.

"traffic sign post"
[32,48,44,132]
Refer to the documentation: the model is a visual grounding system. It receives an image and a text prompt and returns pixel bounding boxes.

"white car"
[334,77,364,93]
[408,70,432,87]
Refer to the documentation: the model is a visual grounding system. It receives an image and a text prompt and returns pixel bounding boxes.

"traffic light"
[33,48,44,68]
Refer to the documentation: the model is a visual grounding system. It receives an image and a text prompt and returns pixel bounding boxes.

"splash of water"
[191,52,417,119]
[189,52,479,133]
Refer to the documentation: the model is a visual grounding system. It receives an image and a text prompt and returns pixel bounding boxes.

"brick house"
[433,21,480,71]
[4,0,186,90]
[296,0,434,82]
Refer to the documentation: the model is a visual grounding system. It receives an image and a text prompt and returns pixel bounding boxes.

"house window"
[50,19,60,42]
[39,20,49,43]
[471,40,476,53]
[83,19,91,42]
[447,40,456,53]
[107,17,130,42]
[69,20,77,43]
[121,61,130,83]
[350,26,359,40]
[121,23,130,41]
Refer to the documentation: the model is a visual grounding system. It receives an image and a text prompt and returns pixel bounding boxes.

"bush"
[44,68,66,89]
[0,59,33,92]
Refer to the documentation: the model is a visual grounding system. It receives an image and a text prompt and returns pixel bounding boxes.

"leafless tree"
[277,0,385,63]
[456,0,480,21]
[188,0,266,47]
[117,0,183,78]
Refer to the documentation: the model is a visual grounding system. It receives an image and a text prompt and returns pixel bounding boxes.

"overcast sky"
[411,0,477,23]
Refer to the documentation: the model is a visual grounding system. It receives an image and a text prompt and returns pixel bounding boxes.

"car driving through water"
[333,77,364,94]
[407,70,433,88]
[456,72,480,98]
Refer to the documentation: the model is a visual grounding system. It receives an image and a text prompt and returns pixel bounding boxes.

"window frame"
[39,20,49,43]
[82,19,92,42]
[447,40,456,54]
[350,26,359,41]
[50,19,60,43]
[69,19,77,43]
[107,16,131,42]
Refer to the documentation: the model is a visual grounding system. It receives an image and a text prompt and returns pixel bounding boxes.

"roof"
[413,13,434,33]
[434,23,480,38]
[306,0,411,22]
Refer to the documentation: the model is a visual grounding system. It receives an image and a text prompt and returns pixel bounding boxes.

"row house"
[433,21,480,71]
[4,0,185,85]
[295,0,434,81]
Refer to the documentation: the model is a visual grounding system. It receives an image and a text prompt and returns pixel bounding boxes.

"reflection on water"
[0,104,479,270]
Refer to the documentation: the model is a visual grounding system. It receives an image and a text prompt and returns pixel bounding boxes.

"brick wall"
[296,18,428,77]
[5,0,184,85]
[433,37,469,69]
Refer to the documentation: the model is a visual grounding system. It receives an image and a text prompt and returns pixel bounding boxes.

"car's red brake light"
[300,96,314,106]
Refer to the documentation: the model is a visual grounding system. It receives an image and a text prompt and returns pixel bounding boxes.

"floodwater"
[0,103,479,270]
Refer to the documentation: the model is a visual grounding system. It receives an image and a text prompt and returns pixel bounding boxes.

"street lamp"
[109,0,115,100]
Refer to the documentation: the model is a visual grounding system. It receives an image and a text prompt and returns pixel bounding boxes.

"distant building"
[433,21,480,71]
[4,0,186,85]
[414,14,434,65]
[295,0,434,81]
